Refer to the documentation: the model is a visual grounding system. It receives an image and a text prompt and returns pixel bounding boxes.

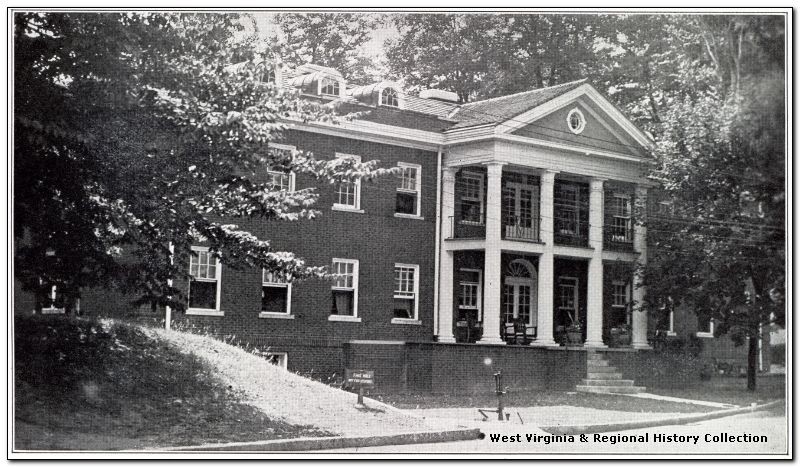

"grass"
[376,376,786,414]
[14,315,330,450]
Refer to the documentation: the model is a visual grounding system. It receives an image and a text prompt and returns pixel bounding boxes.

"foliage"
[271,12,385,84]
[14,12,394,312]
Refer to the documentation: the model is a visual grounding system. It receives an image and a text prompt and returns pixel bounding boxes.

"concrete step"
[581,378,634,386]
[586,372,624,380]
[586,364,618,373]
[586,359,610,367]
[575,385,647,394]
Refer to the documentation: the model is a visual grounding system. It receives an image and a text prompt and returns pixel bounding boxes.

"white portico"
[434,81,654,349]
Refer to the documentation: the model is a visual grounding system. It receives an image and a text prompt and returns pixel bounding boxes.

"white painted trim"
[331,206,364,214]
[496,134,645,163]
[458,268,483,322]
[331,258,359,318]
[391,318,422,325]
[289,119,444,151]
[396,161,422,216]
[379,86,405,110]
[333,153,362,211]
[460,169,485,224]
[328,315,362,323]
[318,76,345,97]
[258,312,295,320]
[394,263,420,321]
[265,352,288,370]
[433,146,443,338]
[261,268,292,315]
[495,83,654,150]
[394,213,424,220]
[267,143,296,192]
[188,246,222,314]
[566,108,586,134]
[40,284,65,314]
[696,319,715,338]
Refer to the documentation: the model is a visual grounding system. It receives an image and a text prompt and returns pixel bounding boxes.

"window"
[330,259,360,321]
[566,108,586,134]
[333,154,362,211]
[396,163,422,217]
[555,184,579,235]
[260,269,292,317]
[39,283,65,314]
[656,200,674,217]
[458,269,482,315]
[610,194,633,242]
[187,247,222,315]
[612,281,629,308]
[460,171,484,224]
[381,88,400,107]
[265,352,287,369]
[320,78,340,96]
[697,314,714,338]
[267,143,296,192]
[558,278,578,310]
[393,264,419,322]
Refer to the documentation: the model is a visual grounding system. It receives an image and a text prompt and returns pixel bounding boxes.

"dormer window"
[381,88,400,107]
[320,78,340,96]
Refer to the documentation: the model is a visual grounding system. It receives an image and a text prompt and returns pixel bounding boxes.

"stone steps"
[576,352,646,395]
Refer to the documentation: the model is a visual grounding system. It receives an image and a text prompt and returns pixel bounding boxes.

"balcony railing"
[447,216,486,239]
[502,216,540,242]
[604,225,635,251]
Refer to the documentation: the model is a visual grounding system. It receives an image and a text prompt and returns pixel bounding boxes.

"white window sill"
[391,318,421,325]
[328,315,362,323]
[394,213,424,220]
[459,221,484,226]
[186,309,225,317]
[259,312,295,320]
[40,308,65,315]
[696,332,714,338]
[332,205,364,214]
[664,331,677,336]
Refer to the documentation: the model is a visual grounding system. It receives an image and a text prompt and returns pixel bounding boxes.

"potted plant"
[565,313,583,345]
[610,323,632,347]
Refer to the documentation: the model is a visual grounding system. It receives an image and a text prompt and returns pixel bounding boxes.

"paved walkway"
[621,393,737,409]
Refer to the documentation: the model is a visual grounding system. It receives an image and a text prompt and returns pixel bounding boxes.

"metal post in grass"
[477,357,507,421]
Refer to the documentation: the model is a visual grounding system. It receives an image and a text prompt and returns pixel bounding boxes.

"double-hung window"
[611,280,631,326]
[333,154,362,212]
[39,283,65,314]
[187,246,222,316]
[392,264,419,322]
[458,269,482,321]
[266,143,296,192]
[396,163,422,217]
[260,269,292,317]
[610,194,633,243]
[460,171,484,224]
[330,259,360,321]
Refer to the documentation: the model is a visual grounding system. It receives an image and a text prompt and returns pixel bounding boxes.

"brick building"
[16,61,766,392]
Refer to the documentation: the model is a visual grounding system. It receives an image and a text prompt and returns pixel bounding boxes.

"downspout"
[165,242,174,331]
[433,145,444,339]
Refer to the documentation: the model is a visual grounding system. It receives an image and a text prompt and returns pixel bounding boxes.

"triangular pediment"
[499,84,653,158]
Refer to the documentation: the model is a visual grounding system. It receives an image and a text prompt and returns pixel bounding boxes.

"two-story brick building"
[16,61,766,392]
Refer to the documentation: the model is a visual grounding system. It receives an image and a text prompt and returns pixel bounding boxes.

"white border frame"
[459,170,485,225]
[392,263,420,324]
[39,284,65,315]
[186,246,223,317]
[332,153,363,213]
[259,268,293,319]
[566,107,586,134]
[458,268,483,322]
[395,162,423,219]
[264,352,288,370]
[329,258,361,322]
[696,318,715,338]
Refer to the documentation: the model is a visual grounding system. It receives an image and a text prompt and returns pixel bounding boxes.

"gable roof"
[448,79,588,129]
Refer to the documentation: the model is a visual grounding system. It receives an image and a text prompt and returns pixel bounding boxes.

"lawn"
[375,376,785,414]
[14,315,330,450]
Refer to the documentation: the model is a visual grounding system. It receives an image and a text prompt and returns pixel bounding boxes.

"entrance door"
[502,259,538,342]
[503,183,539,241]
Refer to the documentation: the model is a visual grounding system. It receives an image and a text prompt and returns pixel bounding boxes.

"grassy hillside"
[14,315,329,450]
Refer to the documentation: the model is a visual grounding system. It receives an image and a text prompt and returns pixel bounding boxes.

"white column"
[437,167,457,343]
[478,162,505,344]
[534,170,558,346]
[632,185,650,349]
[585,177,606,348]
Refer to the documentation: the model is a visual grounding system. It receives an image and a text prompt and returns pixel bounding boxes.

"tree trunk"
[747,327,758,391]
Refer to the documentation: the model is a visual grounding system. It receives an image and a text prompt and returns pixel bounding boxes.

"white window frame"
[264,352,288,369]
[611,280,632,325]
[460,170,485,225]
[610,193,633,243]
[380,87,402,108]
[266,143,296,192]
[395,162,422,219]
[392,263,420,324]
[557,276,579,312]
[318,77,342,97]
[332,153,363,213]
[458,268,483,322]
[329,258,361,322]
[696,316,715,338]
[187,246,223,316]
[259,269,293,319]
[566,107,586,134]
[40,284,65,315]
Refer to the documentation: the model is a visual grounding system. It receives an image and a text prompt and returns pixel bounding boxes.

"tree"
[270,13,384,85]
[640,15,785,390]
[14,12,392,314]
